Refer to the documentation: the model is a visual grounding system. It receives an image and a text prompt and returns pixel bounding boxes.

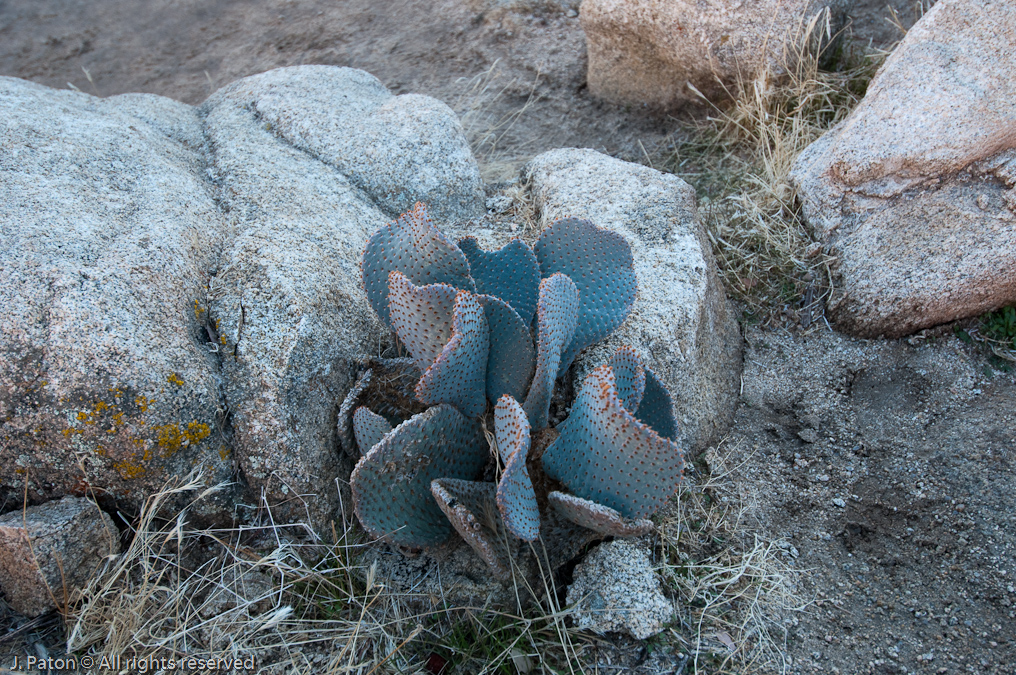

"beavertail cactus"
[477,294,536,405]
[542,356,683,520]
[431,478,509,575]
[494,395,539,541]
[523,273,580,430]
[352,406,392,455]
[347,202,684,573]
[533,217,638,371]
[548,491,654,537]
[351,404,487,547]
[459,237,540,326]
[362,203,474,327]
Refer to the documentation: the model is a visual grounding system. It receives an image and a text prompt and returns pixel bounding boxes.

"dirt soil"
[5,2,1007,675]
[723,325,1016,675]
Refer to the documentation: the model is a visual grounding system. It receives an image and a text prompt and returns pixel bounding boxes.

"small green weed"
[955,305,1016,373]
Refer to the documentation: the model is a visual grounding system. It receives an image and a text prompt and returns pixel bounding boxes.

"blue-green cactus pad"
[431,478,508,575]
[542,364,684,520]
[523,273,579,430]
[414,291,490,418]
[353,406,392,455]
[363,203,475,327]
[607,345,646,414]
[458,237,540,326]
[350,405,488,547]
[494,395,540,541]
[534,218,637,370]
[548,491,655,537]
[477,295,536,405]
[388,271,460,372]
[636,364,679,442]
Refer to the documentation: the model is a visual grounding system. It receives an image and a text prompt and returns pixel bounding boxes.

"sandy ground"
[5,1,1011,674]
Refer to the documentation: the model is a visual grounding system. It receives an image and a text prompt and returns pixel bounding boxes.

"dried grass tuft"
[664,10,887,326]
[658,441,807,674]
[453,60,541,183]
[64,473,428,674]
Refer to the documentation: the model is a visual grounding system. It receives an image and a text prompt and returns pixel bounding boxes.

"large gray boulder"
[790,0,1016,337]
[522,148,742,452]
[0,78,234,515]
[0,497,119,617]
[201,67,484,530]
[1,66,487,533]
[580,0,844,109]
[214,66,484,224]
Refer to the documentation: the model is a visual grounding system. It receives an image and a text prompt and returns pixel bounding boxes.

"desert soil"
[3,1,1012,674]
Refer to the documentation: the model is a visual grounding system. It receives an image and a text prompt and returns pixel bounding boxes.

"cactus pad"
[548,491,654,537]
[477,295,536,405]
[494,395,540,541]
[607,345,646,414]
[338,369,373,458]
[636,364,679,442]
[414,291,490,418]
[459,237,540,326]
[353,406,393,455]
[388,271,460,372]
[534,218,637,370]
[362,202,475,327]
[350,405,488,547]
[523,273,580,429]
[431,478,509,575]
[541,364,684,520]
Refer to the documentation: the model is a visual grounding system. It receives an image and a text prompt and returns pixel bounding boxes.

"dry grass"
[657,442,806,674]
[57,440,804,674]
[65,473,429,674]
[453,60,542,183]
[61,472,593,674]
[664,10,887,326]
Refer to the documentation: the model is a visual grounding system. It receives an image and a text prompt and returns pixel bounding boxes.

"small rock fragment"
[0,497,119,617]
[566,539,674,639]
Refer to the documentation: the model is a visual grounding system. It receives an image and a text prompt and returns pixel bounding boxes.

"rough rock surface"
[202,66,482,530]
[0,77,234,515]
[566,538,674,639]
[2,65,487,532]
[223,66,484,223]
[522,148,742,452]
[790,0,1016,337]
[580,0,844,108]
[0,497,119,617]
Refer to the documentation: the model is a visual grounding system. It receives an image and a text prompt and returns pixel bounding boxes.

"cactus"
[541,360,684,520]
[494,395,539,542]
[388,272,490,417]
[548,491,654,537]
[362,203,474,327]
[523,273,579,430]
[352,406,392,455]
[533,217,638,372]
[477,294,536,404]
[459,237,540,326]
[351,404,488,548]
[431,478,509,575]
[347,203,685,572]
